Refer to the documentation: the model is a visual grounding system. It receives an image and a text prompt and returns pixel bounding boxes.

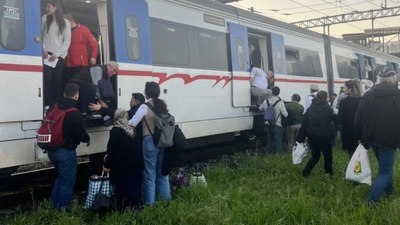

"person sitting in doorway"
[68,61,119,118]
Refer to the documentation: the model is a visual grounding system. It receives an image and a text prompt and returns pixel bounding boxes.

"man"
[47,83,90,212]
[259,86,288,153]
[64,13,98,67]
[355,68,400,205]
[251,67,272,106]
[304,84,319,113]
[284,94,304,152]
[69,61,119,115]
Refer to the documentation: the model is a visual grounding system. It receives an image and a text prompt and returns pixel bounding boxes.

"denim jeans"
[142,135,171,205]
[368,142,396,204]
[266,125,283,153]
[47,148,77,211]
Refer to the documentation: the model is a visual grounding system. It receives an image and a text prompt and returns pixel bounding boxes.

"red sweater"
[65,24,98,67]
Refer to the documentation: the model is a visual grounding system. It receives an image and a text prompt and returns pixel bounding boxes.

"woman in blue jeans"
[128,82,171,205]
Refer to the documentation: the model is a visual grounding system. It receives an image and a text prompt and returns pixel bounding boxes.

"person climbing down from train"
[63,13,98,81]
[297,91,334,177]
[67,61,119,120]
[250,67,272,106]
[42,0,71,106]
[303,84,319,113]
[128,82,171,205]
[259,86,288,153]
[46,83,90,213]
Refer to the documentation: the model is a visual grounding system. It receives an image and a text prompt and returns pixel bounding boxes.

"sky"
[228,0,400,39]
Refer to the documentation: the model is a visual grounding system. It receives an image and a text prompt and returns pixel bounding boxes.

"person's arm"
[280,101,288,118]
[53,19,71,58]
[83,26,98,64]
[69,111,90,143]
[128,104,148,127]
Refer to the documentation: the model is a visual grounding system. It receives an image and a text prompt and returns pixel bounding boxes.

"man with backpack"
[259,86,288,153]
[41,83,90,212]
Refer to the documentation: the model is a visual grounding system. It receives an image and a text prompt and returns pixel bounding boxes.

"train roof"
[177,0,399,61]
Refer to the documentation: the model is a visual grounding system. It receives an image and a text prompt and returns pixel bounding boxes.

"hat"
[310,84,319,91]
[379,67,398,77]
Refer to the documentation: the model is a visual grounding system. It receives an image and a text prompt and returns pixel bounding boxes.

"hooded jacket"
[48,98,90,149]
[297,98,334,142]
[354,83,400,148]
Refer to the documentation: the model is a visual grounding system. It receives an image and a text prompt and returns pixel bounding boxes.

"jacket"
[297,98,334,142]
[65,24,98,67]
[354,83,400,148]
[48,98,90,149]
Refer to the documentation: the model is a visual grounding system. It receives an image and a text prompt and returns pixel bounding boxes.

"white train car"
[0,0,399,174]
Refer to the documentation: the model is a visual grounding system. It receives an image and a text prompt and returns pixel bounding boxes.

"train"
[0,0,399,175]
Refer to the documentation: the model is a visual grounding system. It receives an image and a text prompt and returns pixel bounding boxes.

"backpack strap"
[143,102,155,137]
[272,99,282,125]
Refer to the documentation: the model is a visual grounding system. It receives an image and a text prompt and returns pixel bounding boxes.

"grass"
[3,145,400,225]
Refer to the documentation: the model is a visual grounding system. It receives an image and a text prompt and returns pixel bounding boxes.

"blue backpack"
[264,99,281,126]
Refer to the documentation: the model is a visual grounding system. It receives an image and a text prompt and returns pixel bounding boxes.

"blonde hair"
[345,79,363,98]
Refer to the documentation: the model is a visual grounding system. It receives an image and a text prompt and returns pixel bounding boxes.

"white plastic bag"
[292,141,308,165]
[345,144,371,185]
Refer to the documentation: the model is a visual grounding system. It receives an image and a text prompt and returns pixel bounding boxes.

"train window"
[285,46,322,77]
[197,30,228,70]
[0,0,25,51]
[236,37,245,70]
[125,16,141,61]
[335,55,360,79]
[151,20,189,66]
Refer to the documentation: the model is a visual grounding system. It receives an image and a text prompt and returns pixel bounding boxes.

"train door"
[110,0,152,107]
[357,54,374,81]
[0,0,42,122]
[227,22,250,107]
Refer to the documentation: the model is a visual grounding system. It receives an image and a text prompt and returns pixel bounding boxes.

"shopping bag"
[190,172,207,187]
[83,172,115,210]
[345,144,371,185]
[292,141,308,165]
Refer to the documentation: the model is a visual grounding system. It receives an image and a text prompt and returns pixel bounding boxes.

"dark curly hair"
[145,82,168,114]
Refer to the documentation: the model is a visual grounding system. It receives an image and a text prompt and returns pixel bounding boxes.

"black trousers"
[43,58,65,105]
[302,135,333,176]
[113,172,143,210]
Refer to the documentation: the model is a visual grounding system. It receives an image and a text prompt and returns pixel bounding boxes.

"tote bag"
[345,144,371,185]
[84,173,115,210]
[292,141,308,165]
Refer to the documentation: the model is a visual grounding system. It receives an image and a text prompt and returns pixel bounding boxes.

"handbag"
[83,172,115,210]
[292,141,308,165]
[345,144,371,185]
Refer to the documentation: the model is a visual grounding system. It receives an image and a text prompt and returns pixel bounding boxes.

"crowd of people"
[251,61,400,206]
[42,0,400,213]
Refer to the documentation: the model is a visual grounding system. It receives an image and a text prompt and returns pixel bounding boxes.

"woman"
[103,108,143,210]
[297,91,334,177]
[338,79,363,158]
[42,0,71,106]
[128,82,171,205]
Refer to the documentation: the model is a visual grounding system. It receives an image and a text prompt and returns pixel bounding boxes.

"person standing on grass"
[285,94,304,152]
[103,108,144,210]
[47,83,90,212]
[354,68,400,204]
[338,79,363,158]
[297,91,334,177]
[128,82,171,205]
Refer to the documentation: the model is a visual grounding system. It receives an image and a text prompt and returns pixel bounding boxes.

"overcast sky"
[228,0,400,38]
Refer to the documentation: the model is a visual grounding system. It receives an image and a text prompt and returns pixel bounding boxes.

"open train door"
[228,22,250,107]
[0,0,42,122]
[110,0,152,107]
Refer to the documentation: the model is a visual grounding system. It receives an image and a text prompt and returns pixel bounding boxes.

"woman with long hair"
[42,0,71,105]
[338,79,364,158]
[128,82,171,205]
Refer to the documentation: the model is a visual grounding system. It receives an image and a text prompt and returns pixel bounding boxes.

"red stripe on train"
[0,63,42,72]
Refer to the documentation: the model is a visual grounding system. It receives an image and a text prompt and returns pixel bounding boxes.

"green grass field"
[3,146,400,225]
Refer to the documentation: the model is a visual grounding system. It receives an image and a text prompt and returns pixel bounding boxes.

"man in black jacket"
[355,67,400,204]
[47,83,90,212]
